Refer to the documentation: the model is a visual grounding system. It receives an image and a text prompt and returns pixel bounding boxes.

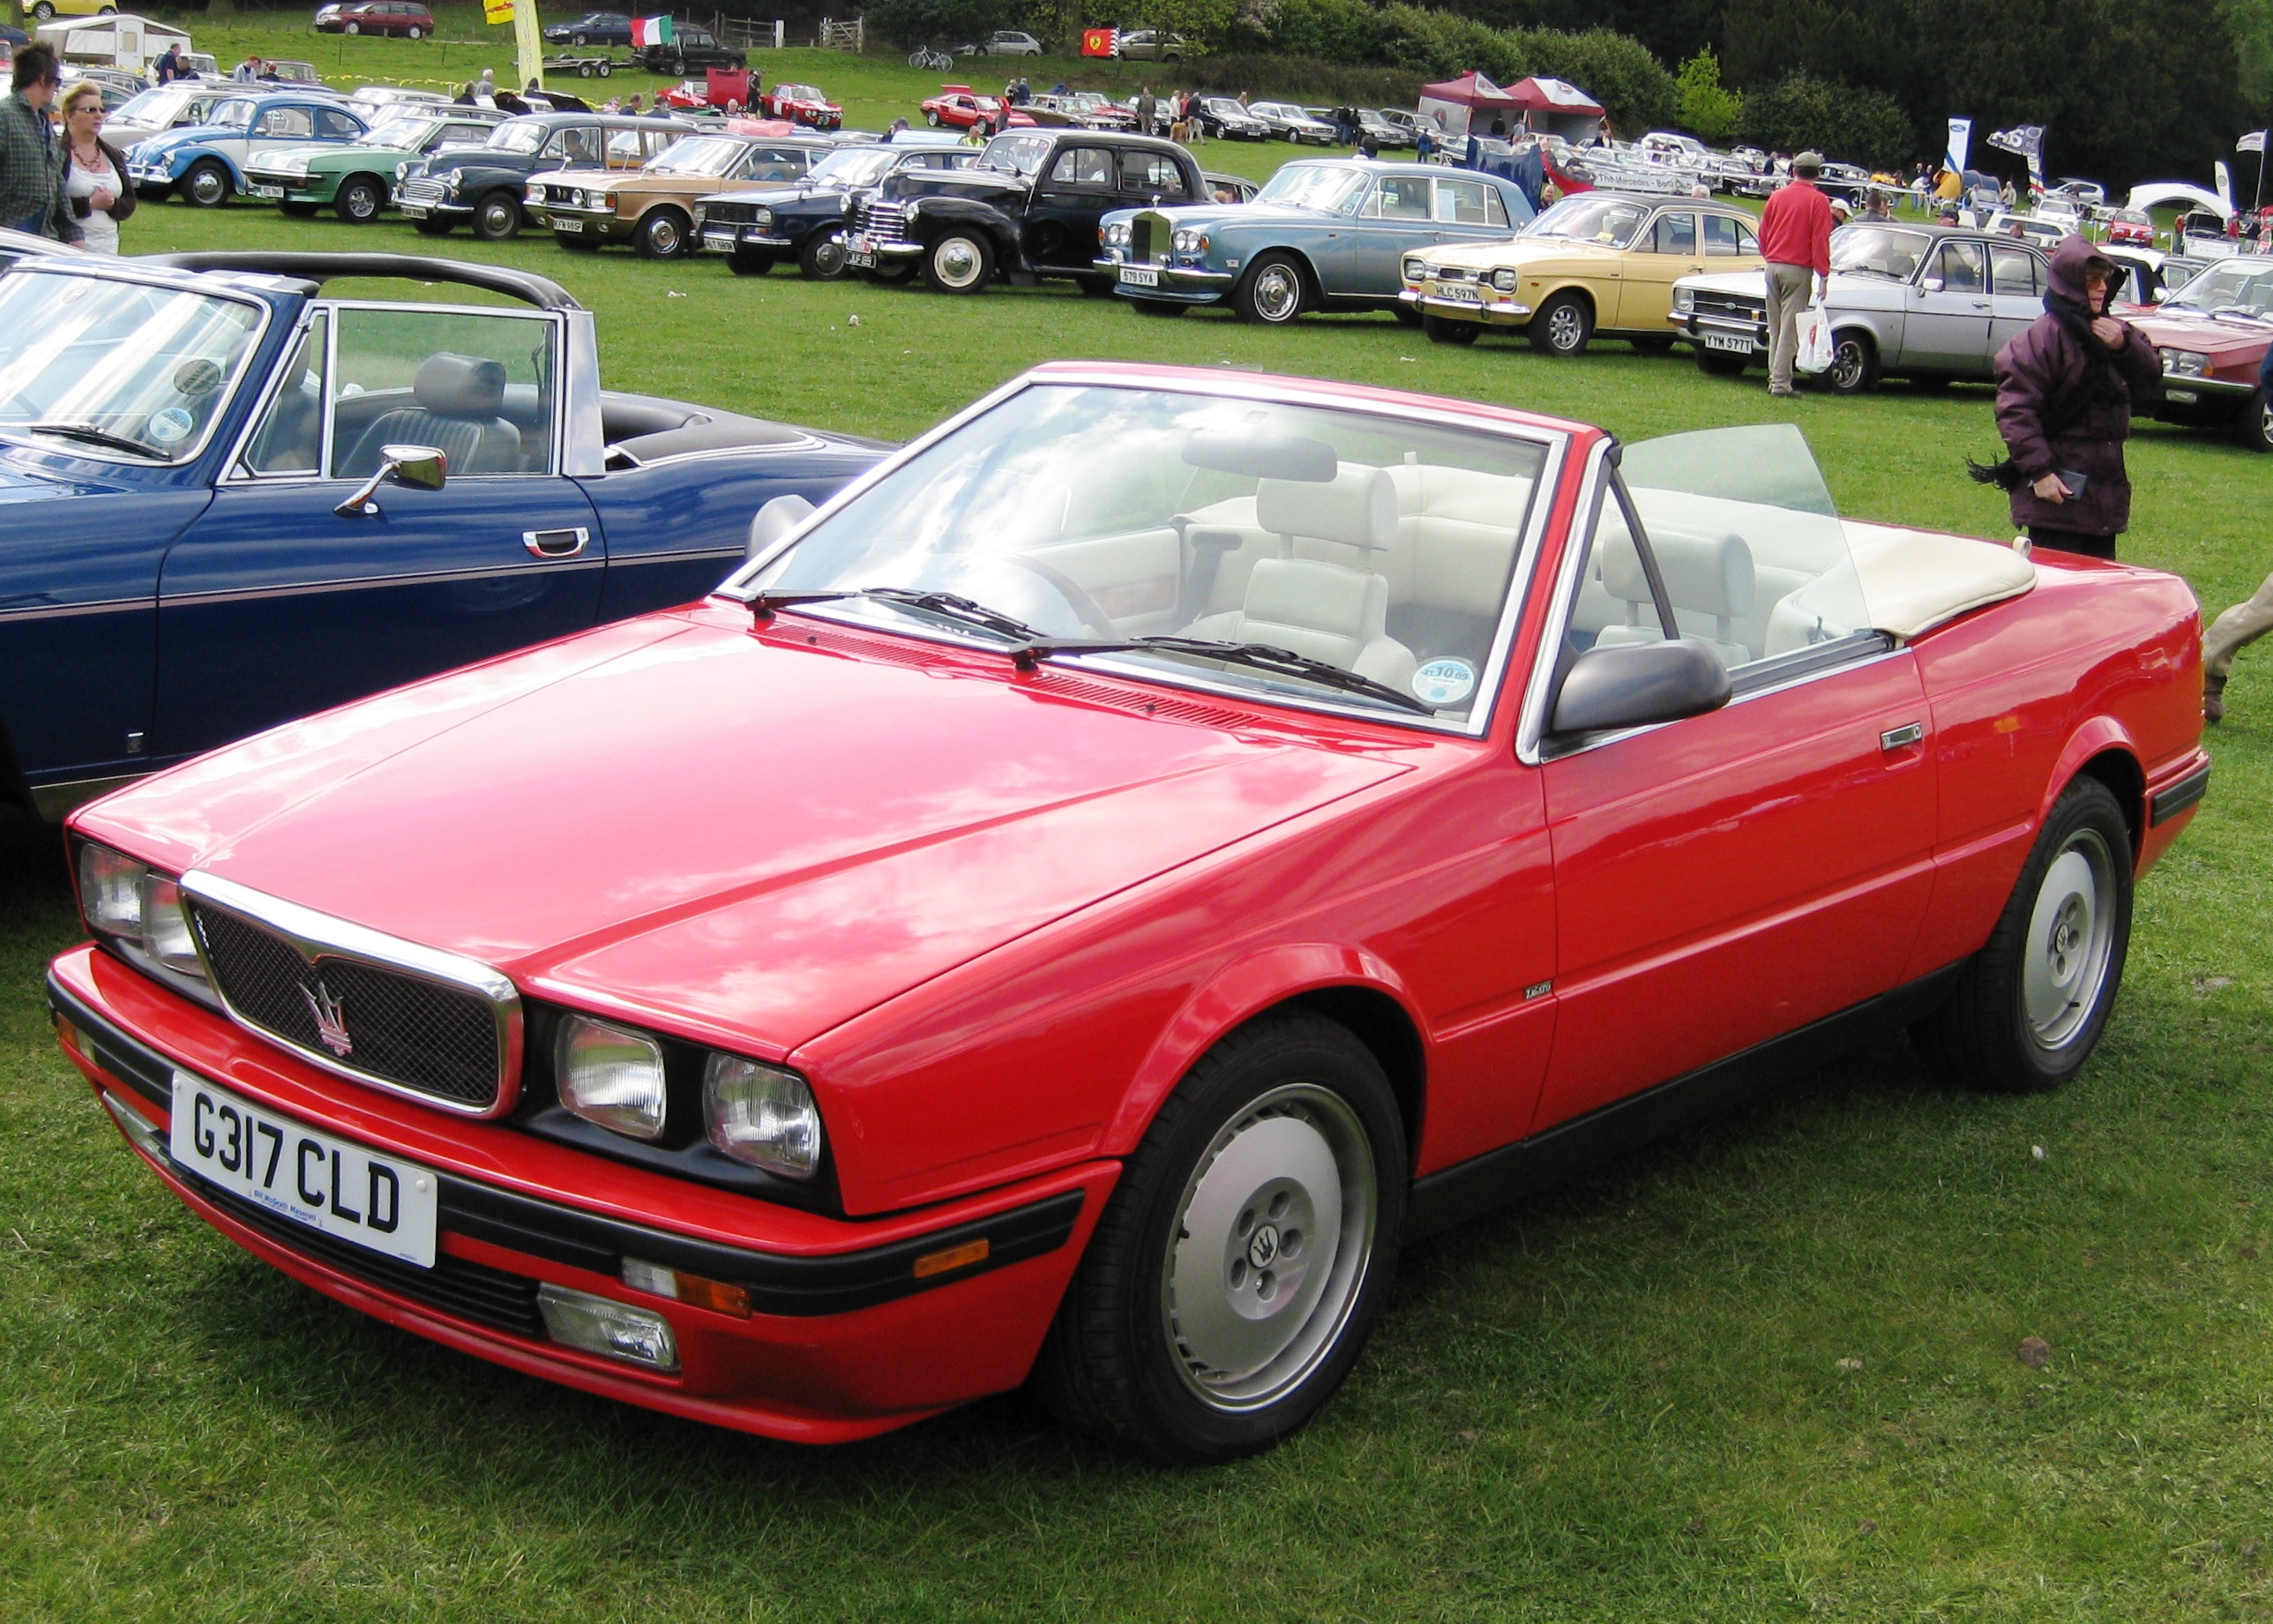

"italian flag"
[630,15,674,47]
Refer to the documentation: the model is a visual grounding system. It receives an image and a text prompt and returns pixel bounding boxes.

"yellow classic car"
[1402,192,1766,355]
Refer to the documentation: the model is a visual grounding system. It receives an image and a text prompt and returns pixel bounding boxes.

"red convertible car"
[50,366,2209,1462]
[759,82,843,129]
[2122,253,2273,451]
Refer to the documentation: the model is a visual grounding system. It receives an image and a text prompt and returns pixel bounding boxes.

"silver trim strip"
[32,772,145,820]
[0,595,150,625]
[164,555,604,609]
[180,870,523,1120]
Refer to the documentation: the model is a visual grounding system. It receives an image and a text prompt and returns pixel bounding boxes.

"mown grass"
[4,94,2272,1620]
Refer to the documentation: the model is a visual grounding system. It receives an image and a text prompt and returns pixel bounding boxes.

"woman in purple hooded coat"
[1991,235,2161,559]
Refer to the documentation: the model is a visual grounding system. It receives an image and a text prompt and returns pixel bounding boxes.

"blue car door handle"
[524,527,591,558]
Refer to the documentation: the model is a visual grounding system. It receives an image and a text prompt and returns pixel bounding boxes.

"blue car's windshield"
[1254,164,1369,213]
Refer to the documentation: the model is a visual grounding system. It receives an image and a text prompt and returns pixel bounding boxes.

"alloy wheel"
[2023,828,2118,1052]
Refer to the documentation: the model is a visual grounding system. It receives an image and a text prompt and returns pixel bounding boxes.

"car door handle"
[1880,722,1925,752]
[524,527,590,558]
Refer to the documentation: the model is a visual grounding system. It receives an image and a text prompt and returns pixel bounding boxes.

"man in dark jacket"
[1991,235,2159,558]
[0,46,79,243]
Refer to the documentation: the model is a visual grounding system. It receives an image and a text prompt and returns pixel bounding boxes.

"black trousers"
[2028,526,2117,560]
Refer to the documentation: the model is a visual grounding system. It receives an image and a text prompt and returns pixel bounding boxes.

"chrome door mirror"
[746,491,815,558]
[1920,276,1945,294]
[334,443,448,518]
[1551,639,1731,736]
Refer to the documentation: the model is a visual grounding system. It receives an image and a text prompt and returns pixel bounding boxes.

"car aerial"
[528,131,832,258]
[1099,158,1533,325]
[313,1,435,37]
[921,86,1013,131]
[696,137,974,277]
[243,107,510,222]
[974,29,1041,55]
[127,93,369,208]
[1247,101,1338,145]
[757,82,841,129]
[847,127,1207,293]
[1189,95,1269,141]
[394,112,692,240]
[542,11,632,46]
[1113,26,1185,59]
[50,362,2209,1460]
[1673,221,2050,393]
[2106,206,2156,247]
[1405,191,1765,356]
[2124,254,2273,451]
[0,249,886,822]
[104,82,237,144]
[631,23,744,77]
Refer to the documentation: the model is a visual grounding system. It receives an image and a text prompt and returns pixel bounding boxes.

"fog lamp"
[705,1053,821,1179]
[557,1015,668,1141]
[536,1283,679,1371]
[77,843,146,940]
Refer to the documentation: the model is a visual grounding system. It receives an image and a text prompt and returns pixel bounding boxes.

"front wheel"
[1818,328,1880,394]
[920,230,993,293]
[342,18,360,32]
[2237,389,2273,453]
[797,227,847,279]
[634,207,691,258]
[334,176,384,223]
[405,23,423,38]
[571,30,588,43]
[472,192,520,241]
[1233,251,1306,324]
[1914,775,2134,1093]
[1527,290,1593,355]
[182,160,231,208]
[1421,311,1478,345]
[1031,1012,1406,1462]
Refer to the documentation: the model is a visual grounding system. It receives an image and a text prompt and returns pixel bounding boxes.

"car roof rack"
[141,251,584,313]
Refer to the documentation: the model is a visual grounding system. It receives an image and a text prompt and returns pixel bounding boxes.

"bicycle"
[908,46,953,71]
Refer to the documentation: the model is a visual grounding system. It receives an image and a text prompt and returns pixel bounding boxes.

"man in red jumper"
[1757,150,1835,397]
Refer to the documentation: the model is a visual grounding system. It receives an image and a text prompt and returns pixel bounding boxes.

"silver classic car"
[1671,222,2049,393]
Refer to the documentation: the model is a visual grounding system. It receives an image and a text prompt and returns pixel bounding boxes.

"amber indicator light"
[913,1238,990,1278]
[677,1273,751,1317]
[53,1012,83,1057]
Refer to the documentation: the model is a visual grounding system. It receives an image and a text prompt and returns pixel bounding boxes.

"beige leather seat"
[1592,524,1755,670]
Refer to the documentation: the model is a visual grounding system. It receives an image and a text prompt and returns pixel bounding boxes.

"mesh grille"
[190,903,502,1111]
[707,200,759,226]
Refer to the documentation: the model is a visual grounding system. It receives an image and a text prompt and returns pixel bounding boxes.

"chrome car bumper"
[1401,285,1533,326]
[2157,375,2257,401]
[1094,257,1235,301]
[1672,311,1770,354]
[701,227,794,253]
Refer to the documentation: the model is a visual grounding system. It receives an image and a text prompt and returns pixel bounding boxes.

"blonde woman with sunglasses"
[59,81,134,254]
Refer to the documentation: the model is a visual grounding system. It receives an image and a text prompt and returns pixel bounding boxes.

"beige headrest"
[1256,463,1396,551]
[1601,525,1754,619]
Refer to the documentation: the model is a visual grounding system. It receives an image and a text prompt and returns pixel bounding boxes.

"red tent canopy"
[1506,76,1604,119]
[1417,71,1522,112]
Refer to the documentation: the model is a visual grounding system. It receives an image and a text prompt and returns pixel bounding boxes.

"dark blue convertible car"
[0,251,886,819]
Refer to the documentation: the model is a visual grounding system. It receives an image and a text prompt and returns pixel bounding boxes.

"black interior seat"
[343,352,524,477]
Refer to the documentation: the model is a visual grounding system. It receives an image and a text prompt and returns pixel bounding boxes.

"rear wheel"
[406,24,423,38]
[1915,775,2133,1094]
[635,207,692,258]
[1819,328,1880,394]
[921,230,993,293]
[29,2,52,17]
[334,176,384,223]
[729,246,776,276]
[1031,1012,1406,1462]
[472,191,520,241]
[1527,290,1593,355]
[798,227,847,279]
[1233,251,1306,324]
[1422,311,1478,345]
[182,161,231,208]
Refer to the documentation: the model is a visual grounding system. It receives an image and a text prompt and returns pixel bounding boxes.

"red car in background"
[53,365,2207,1463]
[2105,207,2156,247]
[759,82,842,129]
[661,69,754,112]
[2124,253,2273,450]
[312,0,435,37]
[921,85,1030,131]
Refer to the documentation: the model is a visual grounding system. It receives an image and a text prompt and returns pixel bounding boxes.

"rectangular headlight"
[557,1014,668,1141]
[138,872,205,977]
[704,1053,821,1179]
[77,843,146,940]
[1673,287,1694,311]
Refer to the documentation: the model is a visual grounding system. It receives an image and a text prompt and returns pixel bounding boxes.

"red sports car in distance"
[922,86,1027,131]
[759,83,842,129]
[2105,207,2156,247]
[56,366,2208,1462]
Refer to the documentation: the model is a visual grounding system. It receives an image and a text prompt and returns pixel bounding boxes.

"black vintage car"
[631,23,745,75]
[842,128,1207,294]
[695,138,977,279]
[393,110,692,240]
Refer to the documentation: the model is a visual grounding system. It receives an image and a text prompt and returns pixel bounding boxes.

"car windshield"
[647,136,749,176]
[116,86,194,123]
[2163,259,2273,314]
[1526,194,1649,247]
[0,270,265,461]
[209,99,258,131]
[1254,163,1370,213]
[736,382,1552,725]
[1830,225,1930,279]
[808,147,894,185]
[777,85,825,101]
[362,115,437,148]
[490,121,552,153]
[980,132,1053,176]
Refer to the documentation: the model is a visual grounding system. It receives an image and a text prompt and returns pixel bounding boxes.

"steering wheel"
[1008,554,1116,638]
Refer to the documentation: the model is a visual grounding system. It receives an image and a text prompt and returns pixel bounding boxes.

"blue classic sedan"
[0,251,886,819]
[127,93,370,208]
[1094,159,1534,324]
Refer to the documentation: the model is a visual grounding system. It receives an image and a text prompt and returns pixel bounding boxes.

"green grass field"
[4,41,2272,1616]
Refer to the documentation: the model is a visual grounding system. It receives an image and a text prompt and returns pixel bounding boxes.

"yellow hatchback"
[1402,192,1766,356]
[30,0,122,18]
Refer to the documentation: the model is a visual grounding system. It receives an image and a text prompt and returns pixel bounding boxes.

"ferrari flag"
[1081,26,1117,56]
[630,14,674,48]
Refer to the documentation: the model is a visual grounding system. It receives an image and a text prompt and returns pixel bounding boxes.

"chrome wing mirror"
[335,444,448,518]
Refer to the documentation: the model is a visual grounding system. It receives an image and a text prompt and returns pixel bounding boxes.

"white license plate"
[1119,266,1160,287]
[554,217,583,233]
[1703,331,1756,352]
[169,1072,438,1269]
[703,229,736,249]
[399,202,428,216]
[250,183,285,199]
[1432,282,1483,303]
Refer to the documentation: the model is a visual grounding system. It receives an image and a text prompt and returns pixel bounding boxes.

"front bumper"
[1094,254,1233,303]
[700,223,795,253]
[538,202,628,239]
[843,230,923,266]
[243,169,329,203]
[48,943,1113,1444]
[1671,309,1770,354]
[1400,283,1534,326]
[128,161,183,187]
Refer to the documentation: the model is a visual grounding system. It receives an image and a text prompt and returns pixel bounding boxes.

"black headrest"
[413,352,507,418]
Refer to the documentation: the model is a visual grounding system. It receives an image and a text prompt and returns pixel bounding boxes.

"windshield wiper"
[1010,635,1435,715]
[22,422,165,458]
[744,586,1044,642]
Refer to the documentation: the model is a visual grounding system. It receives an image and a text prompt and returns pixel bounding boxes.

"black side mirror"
[1551,639,1732,736]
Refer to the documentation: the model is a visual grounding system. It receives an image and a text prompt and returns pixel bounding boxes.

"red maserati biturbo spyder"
[51,364,2209,1461]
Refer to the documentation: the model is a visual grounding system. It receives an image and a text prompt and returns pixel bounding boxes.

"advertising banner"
[1945,116,1971,175]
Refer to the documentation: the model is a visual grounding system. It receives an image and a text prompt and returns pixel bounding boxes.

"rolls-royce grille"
[856,198,910,245]
[1133,213,1163,264]
[1693,289,1766,322]
[189,902,502,1111]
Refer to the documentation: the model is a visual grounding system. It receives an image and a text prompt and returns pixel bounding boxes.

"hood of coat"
[2048,232,2120,312]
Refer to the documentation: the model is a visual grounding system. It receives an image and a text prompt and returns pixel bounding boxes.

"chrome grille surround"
[179,870,522,1119]
[855,198,911,246]
[1692,289,1766,321]
[706,199,759,226]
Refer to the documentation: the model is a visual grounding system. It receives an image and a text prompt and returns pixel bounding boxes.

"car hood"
[1128,200,1332,232]
[2127,308,2273,357]
[133,123,244,155]
[250,138,409,166]
[702,177,844,207]
[79,605,1409,1051]
[880,167,1026,204]
[1426,237,1622,271]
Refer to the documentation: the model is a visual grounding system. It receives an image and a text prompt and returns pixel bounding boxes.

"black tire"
[182,161,231,209]
[925,109,942,127]
[729,246,777,276]
[1914,775,2134,1094]
[634,207,692,258]
[667,56,685,76]
[1630,333,1675,353]
[1527,289,1593,355]
[412,214,452,236]
[343,18,360,32]
[1390,303,1421,327]
[597,62,612,78]
[1031,1012,1407,1462]
[1696,346,1748,376]
[334,176,385,223]
[920,230,993,293]
[1233,251,1307,324]
[29,2,52,18]
[2238,389,2273,453]
[797,227,848,280]
[571,29,588,44]
[1819,328,1880,394]
[472,191,520,241]
[1129,297,1186,317]
[280,200,318,218]
[579,62,595,79]
[1421,311,1478,345]
[405,24,422,38]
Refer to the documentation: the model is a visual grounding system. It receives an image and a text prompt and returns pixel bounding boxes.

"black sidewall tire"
[1821,330,1879,394]
[636,209,688,258]
[2239,389,2273,453]
[1033,1013,1407,1463]
[797,227,847,280]
[337,178,382,222]
[1916,775,2134,1094]
[1528,291,1592,355]
[183,162,230,208]
[473,194,520,241]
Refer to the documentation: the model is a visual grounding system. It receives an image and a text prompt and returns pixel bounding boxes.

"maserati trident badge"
[301,979,353,1058]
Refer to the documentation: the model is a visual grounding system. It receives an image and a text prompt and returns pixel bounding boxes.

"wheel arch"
[2044,719,2145,862]
[1241,245,1321,303]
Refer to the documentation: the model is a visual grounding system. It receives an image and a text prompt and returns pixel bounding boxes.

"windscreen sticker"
[146,407,195,447]
[1412,657,1476,707]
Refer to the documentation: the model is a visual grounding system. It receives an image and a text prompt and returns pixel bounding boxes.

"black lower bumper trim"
[50,969,1088,1317]
[2150,761,2210,826]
